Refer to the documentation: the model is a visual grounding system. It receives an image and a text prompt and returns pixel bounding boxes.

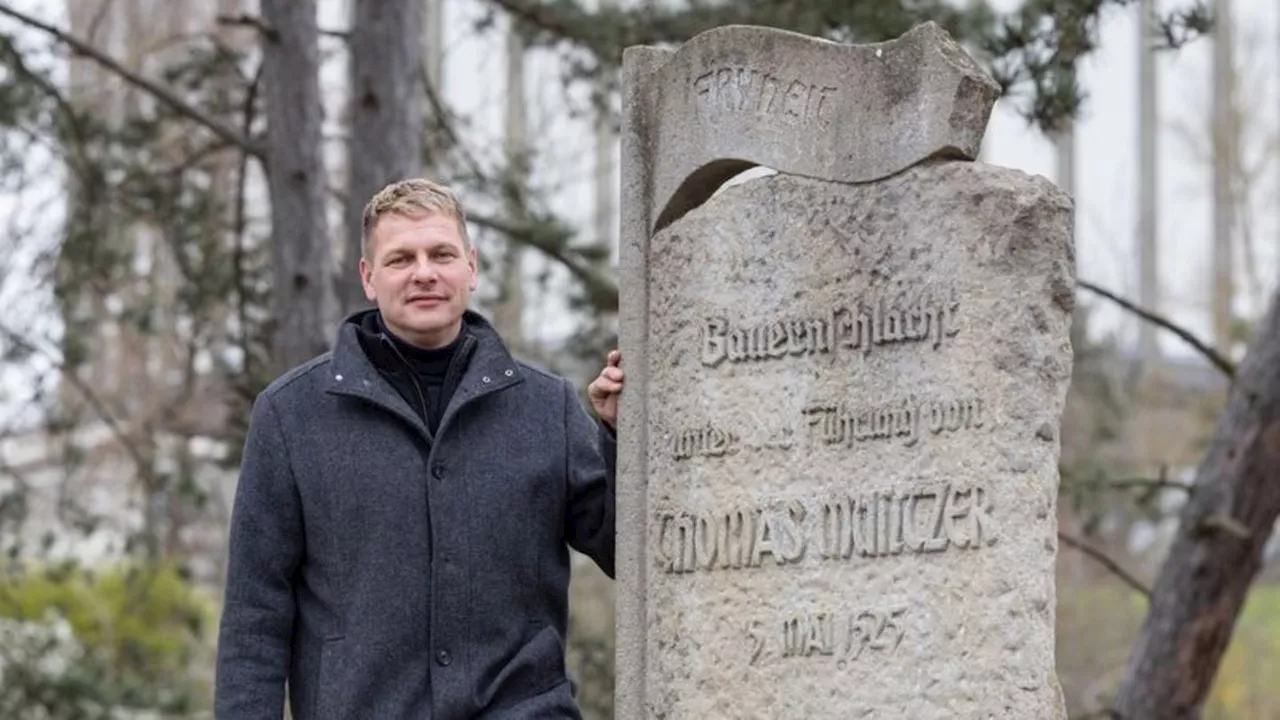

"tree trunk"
[1136,0,1159,362]
[424,0,445,99]
[339,0,425,316]
[260,0,334,374]
[491,26,527,352]
[1114,290,1280,718]
[1210,0,1235,350]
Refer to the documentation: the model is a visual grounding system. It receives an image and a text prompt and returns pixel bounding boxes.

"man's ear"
[360,257,376,302]
[468,247,478,291]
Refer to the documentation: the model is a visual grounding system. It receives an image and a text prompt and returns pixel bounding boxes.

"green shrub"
[0,560,215,716]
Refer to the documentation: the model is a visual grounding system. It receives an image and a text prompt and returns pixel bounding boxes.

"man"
[215,178,623,719]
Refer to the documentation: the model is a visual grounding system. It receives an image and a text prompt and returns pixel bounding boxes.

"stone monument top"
[626,21,1001,232]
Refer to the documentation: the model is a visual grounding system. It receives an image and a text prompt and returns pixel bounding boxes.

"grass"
[1055,581,1280,719]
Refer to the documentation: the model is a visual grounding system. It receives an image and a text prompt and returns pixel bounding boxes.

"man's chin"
[400,314,461,338]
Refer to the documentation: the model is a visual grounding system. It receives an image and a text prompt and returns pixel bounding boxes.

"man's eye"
[387,255,410,266]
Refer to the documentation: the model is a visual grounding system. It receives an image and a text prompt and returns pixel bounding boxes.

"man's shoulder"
[258,352,334,405]
[514,358,570,391]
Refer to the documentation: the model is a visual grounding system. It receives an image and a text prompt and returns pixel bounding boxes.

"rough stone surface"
[617,23,1072,720]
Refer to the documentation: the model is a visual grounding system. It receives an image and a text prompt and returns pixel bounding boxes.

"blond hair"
[361,178,471,259]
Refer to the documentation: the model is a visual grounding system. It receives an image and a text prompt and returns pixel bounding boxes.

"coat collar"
[325,309,525,441]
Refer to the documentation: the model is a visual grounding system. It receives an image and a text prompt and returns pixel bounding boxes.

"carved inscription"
[657,501,808,573]
[701,290,960,367]
[805,396,985,448]
[745,606,908,667]
[669,397,985,463]
[817,484,997,559]
[693,67,838,125]
[672,425,739,460]
[657,482,997,574]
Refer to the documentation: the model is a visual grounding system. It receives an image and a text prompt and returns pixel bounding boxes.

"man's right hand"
[587,350,624,428]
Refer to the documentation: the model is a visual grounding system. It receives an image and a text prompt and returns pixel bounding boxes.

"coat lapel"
[435,311,525,438]
[323,310,526,445]
[324,322,432,442]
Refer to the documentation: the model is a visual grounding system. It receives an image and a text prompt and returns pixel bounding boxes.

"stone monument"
[615,23,1074,719]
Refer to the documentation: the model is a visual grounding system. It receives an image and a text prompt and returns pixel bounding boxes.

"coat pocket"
[478,620,569,712]
[516,620,568,699]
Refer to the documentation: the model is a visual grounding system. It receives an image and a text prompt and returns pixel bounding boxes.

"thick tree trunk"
[260,0,334,374]
[339,0,424,315]
[1114,291,1280,718]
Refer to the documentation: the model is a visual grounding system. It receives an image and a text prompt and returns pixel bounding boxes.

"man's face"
[360,210,477,349]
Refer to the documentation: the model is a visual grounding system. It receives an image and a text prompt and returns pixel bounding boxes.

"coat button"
[436,649,452,666]
[431,464,445,480]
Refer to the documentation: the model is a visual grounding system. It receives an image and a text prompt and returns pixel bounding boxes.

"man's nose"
[409,256,437,283]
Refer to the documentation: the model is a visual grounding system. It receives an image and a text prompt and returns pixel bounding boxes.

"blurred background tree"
[0,0,1277,718]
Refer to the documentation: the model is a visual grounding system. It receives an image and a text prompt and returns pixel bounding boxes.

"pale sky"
[980,0,1279,361]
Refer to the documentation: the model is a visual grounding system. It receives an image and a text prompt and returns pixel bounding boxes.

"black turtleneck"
[355,311,475,436]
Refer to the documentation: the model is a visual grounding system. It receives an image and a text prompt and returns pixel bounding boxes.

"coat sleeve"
[215,392,304,719]
[562,378,617,578]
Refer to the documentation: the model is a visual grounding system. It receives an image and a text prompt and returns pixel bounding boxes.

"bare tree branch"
[1195,512,1251,539]
[1077,279,1236,378]
[0,2,263,159]
[0,35,91,169]
[0,324,149,476]
[0,455,34,493]
[1065,477,1195,494]
[1058,531,1153,599]
[1106,478,1192,493]
[216,13,350,40]
[421,65,489,188]
[489,0,581,39]
[158,138,236,177]
[216,13,278,40]
[468,211,618,312]
[1071,710,1122,720]
[487,0,770,60]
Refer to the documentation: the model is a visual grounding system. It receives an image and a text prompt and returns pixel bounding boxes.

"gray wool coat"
[214,310,616,719]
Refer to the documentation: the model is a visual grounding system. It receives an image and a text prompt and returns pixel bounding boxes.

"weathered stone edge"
[615,43,672,720]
